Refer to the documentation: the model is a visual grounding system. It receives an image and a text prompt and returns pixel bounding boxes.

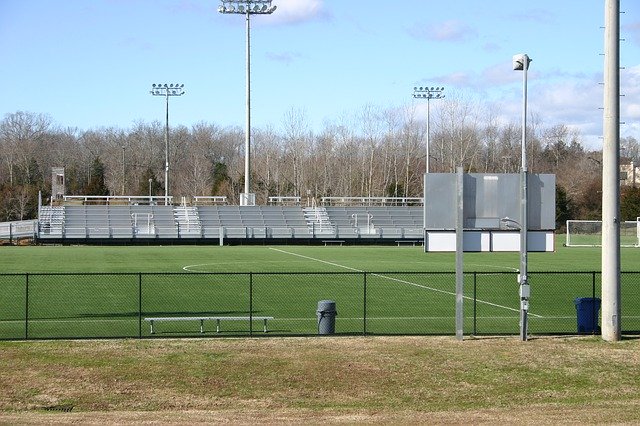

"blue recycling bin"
[573,297,601,334]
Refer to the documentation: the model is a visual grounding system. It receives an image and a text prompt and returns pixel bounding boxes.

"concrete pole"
[164,92,170,206]
[423,99,430,250]
[121,146,125,196]
[602,0,621,341]
[243,10,252,205]
[520,56,530,342]
[426,97,430,174]
[456,167,464,341]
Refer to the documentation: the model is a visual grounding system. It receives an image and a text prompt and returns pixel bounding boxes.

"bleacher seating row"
[37,205,424,242]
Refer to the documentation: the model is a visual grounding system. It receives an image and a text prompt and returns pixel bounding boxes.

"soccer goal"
[565,219,640,247]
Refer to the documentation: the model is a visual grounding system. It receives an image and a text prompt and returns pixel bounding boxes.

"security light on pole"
[513,53,531,341]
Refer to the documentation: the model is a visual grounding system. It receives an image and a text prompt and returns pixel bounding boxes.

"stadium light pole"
[513,53,531,342]
[150,83,185,206]
[121,146,126,196]
[413,86,445,174]
[219,0,276,206]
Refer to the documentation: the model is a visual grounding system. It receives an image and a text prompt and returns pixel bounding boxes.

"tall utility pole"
[150,83,185,206]
[602,0,621,342]
[413,86,445,251]
[513,53,532,341]
[412,86,445,174]
[121,146,126,196]
[219,0,277,206]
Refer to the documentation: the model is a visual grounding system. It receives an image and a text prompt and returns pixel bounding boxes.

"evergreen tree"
[621,186,640,221]
[212,162,229,195]
[138,167,163,197]
[85,157,109,196]
[555,185,575,231]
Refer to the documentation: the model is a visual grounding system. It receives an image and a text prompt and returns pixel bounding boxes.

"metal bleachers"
[36,203,424,242]
[323,206,423,239]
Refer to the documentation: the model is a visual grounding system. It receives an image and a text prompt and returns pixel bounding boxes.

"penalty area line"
[268,247,542,318]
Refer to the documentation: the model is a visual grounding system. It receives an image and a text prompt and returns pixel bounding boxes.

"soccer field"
[2,237,640,273]
[1,241,639,339]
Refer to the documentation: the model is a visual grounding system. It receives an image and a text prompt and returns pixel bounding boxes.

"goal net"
[565,219,640,247]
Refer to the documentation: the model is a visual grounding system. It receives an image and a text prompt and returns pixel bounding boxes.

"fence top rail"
[0,271,622,277]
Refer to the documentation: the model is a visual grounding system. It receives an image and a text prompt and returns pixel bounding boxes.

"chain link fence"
[1,272,638,340]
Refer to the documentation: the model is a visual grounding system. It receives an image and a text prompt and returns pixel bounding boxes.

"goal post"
[566,219,640,247]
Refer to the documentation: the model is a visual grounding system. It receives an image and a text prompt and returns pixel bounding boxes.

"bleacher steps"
[303,207,335,234]
[38,206,65,236]
[174,206,202,235]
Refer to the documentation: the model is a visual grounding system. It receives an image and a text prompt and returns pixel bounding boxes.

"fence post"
[138,273,143,338]
[473,272,477,336]
[592,271,597,334]
[363,272,367,336]
[249,272,253,336]
[25,273,29,340]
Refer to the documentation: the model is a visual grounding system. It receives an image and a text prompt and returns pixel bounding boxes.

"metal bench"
[144,316,274,334]
[395,240,422,246]
[322,240,345,246]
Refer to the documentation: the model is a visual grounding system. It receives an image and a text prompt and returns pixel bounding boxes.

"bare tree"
[0,111,51,186]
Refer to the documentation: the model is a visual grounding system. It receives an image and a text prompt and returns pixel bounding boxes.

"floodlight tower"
[150,83,185,205]
[412,86,445,174]
[513,53,532,341]
[219,0,277,206]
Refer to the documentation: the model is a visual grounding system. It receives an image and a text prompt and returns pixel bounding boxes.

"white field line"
[268,247,543,318]
[5,318,133,324]
[9,315,635,325]
[266,316,519,321]
[183,260,292,271]
[465,263,519,272]
[0,315,568,324]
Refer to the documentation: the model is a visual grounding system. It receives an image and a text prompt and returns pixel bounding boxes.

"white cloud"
[409,20,477,42]
[622,21,640,47]
[265,50,302,64]
[265,0,331,25]
[508,8,554,24]
[622,65,640,118]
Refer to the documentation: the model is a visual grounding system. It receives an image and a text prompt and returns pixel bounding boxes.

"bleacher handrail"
[268,196,301,206]
[192,196,228,205]
[63,195,173,206]
[321,197,424,206]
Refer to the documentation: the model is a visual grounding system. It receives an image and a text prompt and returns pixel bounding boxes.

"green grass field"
[2,241,639,423]
[1,239,639,339]
[1,236,639,273]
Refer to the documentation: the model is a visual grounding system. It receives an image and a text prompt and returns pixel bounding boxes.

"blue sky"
[1,0,638,149]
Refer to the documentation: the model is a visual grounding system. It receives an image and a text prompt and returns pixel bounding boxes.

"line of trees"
[1,98,639,226]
